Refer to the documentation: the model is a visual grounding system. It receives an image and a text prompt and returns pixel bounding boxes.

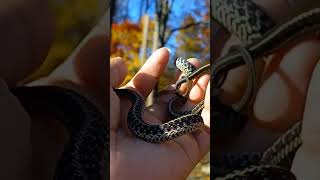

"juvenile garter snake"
[151,0,320,179]
[11,86,108,179]
[207,1,320,179]
[10,2,318,179]
[113,87,204,143]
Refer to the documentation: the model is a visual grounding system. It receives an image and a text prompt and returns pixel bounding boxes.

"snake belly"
[11,86,108,180]
[114,88,204,143]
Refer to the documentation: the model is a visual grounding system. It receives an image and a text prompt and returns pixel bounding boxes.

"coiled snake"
[204,0,320,179]
[123,0,317,179]
[113,87,204,143]
[7,0,319,179]
[113,0,315,179]
[10,86,108,179]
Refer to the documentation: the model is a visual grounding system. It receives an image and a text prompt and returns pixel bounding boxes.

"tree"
[111,20,143,85]
[154,0,209,92]
[110,0,209,93]
[155,0,208,48]
[175,9,210,63]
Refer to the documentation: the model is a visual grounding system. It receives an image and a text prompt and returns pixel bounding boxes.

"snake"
[206,0,320,179]
[10,86,108,179]
[113,87,204,143]
[8,1,317,179]
[110,0,273,146]
[116,1,309,178]
[112,1,315,178]
[174,0,320,179]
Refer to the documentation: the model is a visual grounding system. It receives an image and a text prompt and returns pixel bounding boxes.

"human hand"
[0,1,53,179]
[213,0,320,179]
[0,8,109,179]
[110,48,210,180]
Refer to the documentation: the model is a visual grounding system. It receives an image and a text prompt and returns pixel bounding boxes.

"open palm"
[110,48,210,180]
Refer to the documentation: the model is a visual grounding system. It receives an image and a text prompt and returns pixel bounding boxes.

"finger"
[202,82,210,129]
[176,58,201,95]
[218,36,266,105]
[110,57,127,133]
[173,129,210,166]
[72,35,108,93]
[151,77,209,123]
[175,58,201,79]
[116,94,164,135]
[125,47,170,98]
[211,0,300,154]
[253,39,320,131]
[216,0,291,105]
[110,57,127,132]
[189,73,210,103]
[291,60,320,179]
[110,57,128,88]
[150,58,209,122]
[0,79,31,179]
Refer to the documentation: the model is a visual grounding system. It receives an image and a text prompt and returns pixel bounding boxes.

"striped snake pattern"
[114,88,204,143]
[11,86,108,179]
[211,0,307,179]
[212,0,275,45]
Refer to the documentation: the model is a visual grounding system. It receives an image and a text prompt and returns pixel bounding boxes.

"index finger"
[125,47,171,98]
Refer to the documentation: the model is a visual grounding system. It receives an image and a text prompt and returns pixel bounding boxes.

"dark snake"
[10,86,108,179]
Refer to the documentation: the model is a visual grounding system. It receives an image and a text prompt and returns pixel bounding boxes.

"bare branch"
[164,21,208,44]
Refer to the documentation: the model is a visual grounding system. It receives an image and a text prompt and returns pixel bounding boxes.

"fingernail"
[164,47,171,54]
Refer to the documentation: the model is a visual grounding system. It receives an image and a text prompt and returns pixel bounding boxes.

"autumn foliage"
[111,0,209,88]
[111,20,144,84]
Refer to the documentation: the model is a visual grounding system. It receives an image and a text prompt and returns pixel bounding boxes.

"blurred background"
[110,0,209,92]
[23,0,107,83]
[111,0,210,179]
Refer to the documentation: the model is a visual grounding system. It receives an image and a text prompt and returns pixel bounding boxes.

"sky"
[127,0,203,23]
[129,0,208,62]
[116,0,208,65]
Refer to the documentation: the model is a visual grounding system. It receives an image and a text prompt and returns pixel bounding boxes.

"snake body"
[207,0,317,179]
[114,88,204,143]
[11,86,108,179]
[211,8,320,87]
[7,0,316,178]
[212,0,275,45]
[113,0,310,175]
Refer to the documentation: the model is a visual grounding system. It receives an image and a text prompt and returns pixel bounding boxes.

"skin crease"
[0,0,53,179]
[213,0,320,179]
[0,1,209,180]
[0,0,107,179]
[110,48,210,180]
[3,0,320,179]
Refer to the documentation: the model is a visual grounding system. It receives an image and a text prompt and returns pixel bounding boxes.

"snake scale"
[5,0,318,179]
[113,0,313,178]
[10,86,108,179]
[113,88,204,143]
[208,0,319,179]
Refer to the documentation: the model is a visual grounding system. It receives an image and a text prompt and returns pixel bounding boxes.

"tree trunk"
[145,13,159,107]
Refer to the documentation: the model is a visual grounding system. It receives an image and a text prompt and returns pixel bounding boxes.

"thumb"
[110,57,127,88]
[291,61,320,179]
